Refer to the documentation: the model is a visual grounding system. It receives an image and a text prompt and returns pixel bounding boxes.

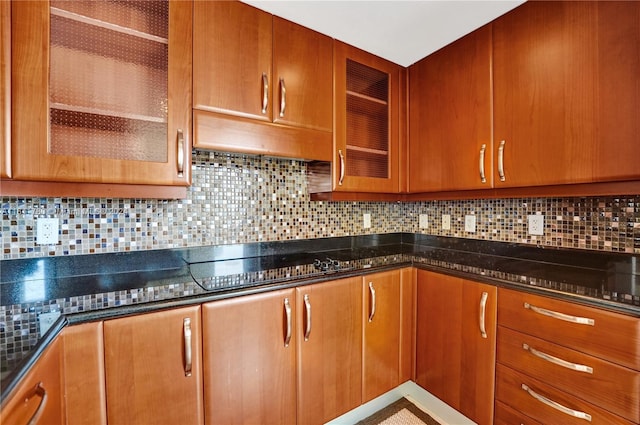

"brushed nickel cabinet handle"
[284,298,292,347]
[261,72,268,114]
[176,129,184,177]
[338,150,345,186]
[183,318,192,377]
[303,294,311,341]
[368,282,376,322]
[524,302,595,326]
[479,291,488,338]
[498,140,506,182]
[521,384,592,422]
[23,382,47,425]
[523,343,593,374]
[279,78,286,118]
[479,144,487,183]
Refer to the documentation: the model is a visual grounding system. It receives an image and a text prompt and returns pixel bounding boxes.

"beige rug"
[356,398,442,425]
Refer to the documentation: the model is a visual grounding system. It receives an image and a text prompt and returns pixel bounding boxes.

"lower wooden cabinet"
[104,306,204,425]
[0,337,65,425]
[415,270,497,425]
[202,289,297,425]
[62,322,107,425]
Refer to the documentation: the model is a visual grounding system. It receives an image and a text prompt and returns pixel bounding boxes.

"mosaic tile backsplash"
[2,150,639,258]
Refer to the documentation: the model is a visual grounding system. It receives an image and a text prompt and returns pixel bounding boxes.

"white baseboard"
[325,381,477,425]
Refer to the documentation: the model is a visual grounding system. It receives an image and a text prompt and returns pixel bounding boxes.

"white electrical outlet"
[464,215,477,233]
[442,214,451,230]
[363,213,371,229]
[36,217,59,245]
[528,214,544,236]
[39,311,61,334]
[419,214,429,229]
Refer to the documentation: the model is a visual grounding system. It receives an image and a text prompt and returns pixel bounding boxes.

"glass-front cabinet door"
[334,41,401,193]
[11,0,191,186]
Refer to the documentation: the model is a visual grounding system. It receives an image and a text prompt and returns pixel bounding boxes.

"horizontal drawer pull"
[521,384,592,422]
[523,343,593,374]
[524,302,595,326]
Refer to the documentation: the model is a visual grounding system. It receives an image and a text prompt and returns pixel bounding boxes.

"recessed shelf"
[346,145,389,156]
[51,103,167,124]
[346,90,388,106]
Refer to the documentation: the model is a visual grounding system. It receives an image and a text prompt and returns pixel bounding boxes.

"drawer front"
[496,364,634,425]
[498,288,640,370]
[498,326,640,423]
[494,400,542,425]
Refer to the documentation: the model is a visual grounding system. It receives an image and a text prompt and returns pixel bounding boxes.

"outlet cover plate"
[528,214,544,236]
[363,213,371,229]
[39,311,61,334]
[36,217,59,245]
[419,214,428,229]
[442,214,451,230]
[464,215,477,233]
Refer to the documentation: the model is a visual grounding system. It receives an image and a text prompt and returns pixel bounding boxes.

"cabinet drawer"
[498,288,640,370]
[496,364,634,425]
[498,326,640,423]
[494,400,542,425]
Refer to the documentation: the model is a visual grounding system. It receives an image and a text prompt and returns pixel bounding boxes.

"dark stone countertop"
[1,233,639,402]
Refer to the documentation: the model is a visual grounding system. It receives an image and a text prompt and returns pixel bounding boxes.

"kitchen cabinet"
[104,306,203,425]
[62,322,107,425]
[297,276,363,425]
[362,268,415,402]
[193,0,332,161]
[202,289,297,425]
[330,41,403,193]
[0,337,65,425]
[408,25,492,192]
[8,0,191,193]
[496,288,640,424]
[493,0,640,188]
[1,0,9,178]
[415,270,496,425]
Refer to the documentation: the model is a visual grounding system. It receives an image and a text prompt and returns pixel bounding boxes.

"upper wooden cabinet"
[1,0,10,179]
[408,26,492,192]
[493,0,640,188]
[104,306,203,425]
[192,0,333,161]
[332,41,403,193]
[9,0,192,188]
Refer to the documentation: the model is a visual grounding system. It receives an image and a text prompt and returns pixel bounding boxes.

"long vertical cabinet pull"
[261,72,269,114]
[284,298,292,347]
[21,382,48,425]
[368,282,376,322]
[303,294,312,341]
[279,78,286,118]
[183,317,192,377]
[479,144,487,183]
[176,129,184,177]
[338,150,345,185]
[479,292,488,338]
[497,140,506,182]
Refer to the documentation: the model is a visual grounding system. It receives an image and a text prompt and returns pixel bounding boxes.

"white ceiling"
[242,0,525,67]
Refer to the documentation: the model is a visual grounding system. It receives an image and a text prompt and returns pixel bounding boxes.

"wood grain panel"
[494,400,543,425]
[297,277,362,425]
[202,290,297,425]
[399,267,416,382]
[1,0,10,178]
[62,322,107,425]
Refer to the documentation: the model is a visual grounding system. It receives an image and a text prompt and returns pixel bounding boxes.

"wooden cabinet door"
[0,337,65,425]
[415,270,496,425]
[272,17,333,131]
[104,306,203,425]
[193,1,272,121]
[10,0,191,186]
[408,25,492,192]
[297,277,362,425]
[362,270,401,402]
[1,0,9,178]
[62,322,107,425]
[202,289,297,425]
[334,41,401,193]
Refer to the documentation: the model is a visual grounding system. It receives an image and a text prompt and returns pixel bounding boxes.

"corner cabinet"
[103,306,203,425]
[332,41,404,193]
[9,0,191,191]
[415,270,497,425]
[193,0,333,161]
